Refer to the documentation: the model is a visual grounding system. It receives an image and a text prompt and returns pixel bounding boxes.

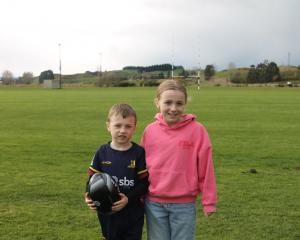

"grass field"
[0,86,299,240]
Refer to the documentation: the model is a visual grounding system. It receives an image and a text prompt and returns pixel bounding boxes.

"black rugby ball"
[88,172,120,214]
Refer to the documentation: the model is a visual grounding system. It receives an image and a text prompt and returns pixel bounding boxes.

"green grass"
[0,87,299,239]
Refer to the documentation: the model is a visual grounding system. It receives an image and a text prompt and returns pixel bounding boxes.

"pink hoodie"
[141,113,217,214]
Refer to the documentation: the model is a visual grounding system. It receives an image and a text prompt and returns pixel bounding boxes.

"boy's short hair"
[107,103,137,124]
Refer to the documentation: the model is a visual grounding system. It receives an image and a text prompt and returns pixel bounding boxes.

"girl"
[141,79,217,240]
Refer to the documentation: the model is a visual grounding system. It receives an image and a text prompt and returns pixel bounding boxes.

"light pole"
[197,34,201,90]
[58,43,62,89]
[171,36,174,79]
[99,53,102,83]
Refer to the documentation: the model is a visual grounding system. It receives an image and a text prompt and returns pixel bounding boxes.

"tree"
[1,70,14,85]
[158,72,165,79]
[266,61,280,82]
[247,65,257,83]
[204,65,215,80]
[257,60,280,83]
[167,71,171,78]
[246,60,281,83]
[179,69,189,78]
[39,70,54,83]
[21,72,34,84]
[256,61,268,83]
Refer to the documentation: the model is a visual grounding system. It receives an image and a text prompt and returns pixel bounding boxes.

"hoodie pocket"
[149,169,197,198]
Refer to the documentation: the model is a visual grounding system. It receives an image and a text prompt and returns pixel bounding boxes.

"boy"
[85,103,149,240]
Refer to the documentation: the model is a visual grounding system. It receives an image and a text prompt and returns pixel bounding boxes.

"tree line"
[228,60,282,84]
[1,60,299,85]
[123,64,183,72]
[0,70,35,85]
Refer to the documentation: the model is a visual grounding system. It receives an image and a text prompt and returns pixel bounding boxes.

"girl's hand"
[204,212,215,218]
[111,193,128,212]
[84,192,97,211]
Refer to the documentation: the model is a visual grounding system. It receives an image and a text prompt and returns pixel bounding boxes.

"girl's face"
[156,89,186,126]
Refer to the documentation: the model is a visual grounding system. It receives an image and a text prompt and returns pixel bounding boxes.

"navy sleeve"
[86,147,103,192]
[135,147,148,178]
[88,148,103,175]
[125,177,149,204]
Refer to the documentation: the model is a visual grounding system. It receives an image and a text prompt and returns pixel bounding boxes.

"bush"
[281,71,298,81]
[143,80,160,86]
[113,82,136,87]
[231,72,247,83]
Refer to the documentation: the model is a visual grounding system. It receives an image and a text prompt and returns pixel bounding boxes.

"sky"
[1,0,299,77]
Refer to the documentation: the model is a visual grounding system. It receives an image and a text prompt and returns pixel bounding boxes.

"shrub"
[143,80,160,86]
[113,82,136,87]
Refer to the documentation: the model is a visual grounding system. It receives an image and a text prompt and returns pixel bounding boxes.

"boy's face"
[106,114,136,147]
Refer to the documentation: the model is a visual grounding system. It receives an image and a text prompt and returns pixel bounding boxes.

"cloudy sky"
[1,0,299,77]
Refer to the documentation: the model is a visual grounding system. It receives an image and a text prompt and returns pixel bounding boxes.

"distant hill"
[50,65,299,86]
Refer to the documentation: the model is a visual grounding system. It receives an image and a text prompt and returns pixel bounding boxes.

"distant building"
[43,80,60,89]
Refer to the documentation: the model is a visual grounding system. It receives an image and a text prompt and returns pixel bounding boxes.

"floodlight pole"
[197,68,201,91]
[197,34,201,90]
[171,34,174,79]
[172,64,174,79]
[197,56,201,90]
[99,53,102,82]
[59,43,62,89]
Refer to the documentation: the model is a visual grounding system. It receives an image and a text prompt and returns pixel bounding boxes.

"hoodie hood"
[154,113,196,130]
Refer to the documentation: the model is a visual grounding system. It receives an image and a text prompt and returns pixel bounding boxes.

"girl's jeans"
[145,199,196,240]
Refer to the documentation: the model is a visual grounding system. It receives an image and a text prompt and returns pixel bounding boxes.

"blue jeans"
[145,199,196,240]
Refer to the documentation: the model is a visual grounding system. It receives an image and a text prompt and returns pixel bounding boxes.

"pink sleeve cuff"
[203,205,216,214]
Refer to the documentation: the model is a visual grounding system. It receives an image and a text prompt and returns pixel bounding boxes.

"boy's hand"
[84,192,97,211]
[111,193,128,212]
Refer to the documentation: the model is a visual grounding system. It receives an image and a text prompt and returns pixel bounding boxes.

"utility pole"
[171,35,174,79]
[58,43,62,89]
[197,35,201,90]
[99,53,102,83]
